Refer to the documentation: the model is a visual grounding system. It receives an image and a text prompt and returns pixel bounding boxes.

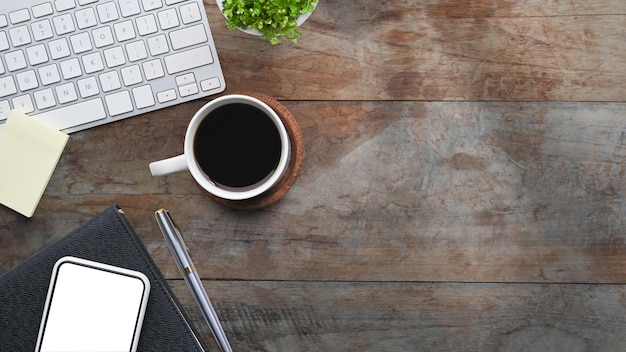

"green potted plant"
[216,0,318,44]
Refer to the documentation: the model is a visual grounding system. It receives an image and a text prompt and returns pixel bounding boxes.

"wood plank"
[170,280,626,351]
[2,102,626,284]
[204,0,626,101]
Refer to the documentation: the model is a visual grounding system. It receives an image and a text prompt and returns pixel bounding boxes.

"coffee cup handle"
[149,154,188,176]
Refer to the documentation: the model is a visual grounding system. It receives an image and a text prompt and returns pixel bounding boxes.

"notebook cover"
[0,204,209,352]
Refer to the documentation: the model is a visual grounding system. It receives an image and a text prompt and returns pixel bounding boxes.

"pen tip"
[155,208,168,215]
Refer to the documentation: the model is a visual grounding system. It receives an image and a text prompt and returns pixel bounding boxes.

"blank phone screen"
[37,260,148,352]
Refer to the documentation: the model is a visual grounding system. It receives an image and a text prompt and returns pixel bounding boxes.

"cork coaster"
[206,92,304,210]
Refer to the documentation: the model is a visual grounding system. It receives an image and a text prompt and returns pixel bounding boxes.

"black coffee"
[194,103,282,189]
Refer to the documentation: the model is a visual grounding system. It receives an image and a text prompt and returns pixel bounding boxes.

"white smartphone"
[35,256,151,352]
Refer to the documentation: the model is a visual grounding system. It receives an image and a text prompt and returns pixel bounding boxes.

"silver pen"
[155,209,233,352]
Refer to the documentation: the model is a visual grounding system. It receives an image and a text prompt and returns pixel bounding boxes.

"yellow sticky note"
[0,110,69,217]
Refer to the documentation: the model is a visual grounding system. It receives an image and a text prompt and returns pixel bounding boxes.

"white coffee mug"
[149,94,291,201]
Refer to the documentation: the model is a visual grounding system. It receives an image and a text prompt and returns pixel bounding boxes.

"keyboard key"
[157,8,179,30]
[120,0,142,17]
[114,20,136,41]
[34,98,107,130]
[142,0,163,11]
[165,0,186,4]
[169,23,207,50]
[92,26,115,48]
[53,14,76,35]
[147,34,169,55]
[5,50,27,71]
[32,20,55,41]
[132,85,155,109]
[9,26,32,47]
[178,83,198,97]
[0,100,11,121]
[125,40,148,61]
[0,32,10,51]
[60,57,82,79]
[26,44,49,65]
[200,77,221,91]
[56,82,78,104]
[105,91,133,116]
[142,59,164,80]
[0,59,4,74]
[82,52,105,73]
[70,32,93,54]
[77,76,100,97]
[156,89,176,103]
[33,3,54,18]
[55,0,77,12]
[0,77,17,98]
[97,2,120,23]
[12,94,35,113]
[38,64,61,85]
[136,14,158,36]
[34,88,57,109]
[75,8,98,29]
[99,71,122,92]
[9,9,30,24]
[78,0,99,4]
[180,2,202,24]
[175,73,195,86]
[121,65,142,86]
[104,46,126,67]
[16,70,39,91]
[0,15,7,28]
[49,38,71,59]
[164,45,213,74]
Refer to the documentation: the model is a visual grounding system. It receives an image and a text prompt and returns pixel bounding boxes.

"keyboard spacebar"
[33,98,107,131]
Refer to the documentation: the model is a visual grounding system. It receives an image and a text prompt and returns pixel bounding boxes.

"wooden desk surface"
[2,0,626,350]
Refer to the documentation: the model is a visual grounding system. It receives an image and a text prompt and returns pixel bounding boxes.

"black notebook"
[0,205,209,352]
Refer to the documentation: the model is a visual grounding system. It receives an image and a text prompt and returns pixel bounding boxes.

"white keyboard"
[0,0,225,133]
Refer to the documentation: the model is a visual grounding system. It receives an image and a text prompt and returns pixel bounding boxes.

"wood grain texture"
[1,0,626,350]
[171,280,626,351]
[205,0,626,101]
